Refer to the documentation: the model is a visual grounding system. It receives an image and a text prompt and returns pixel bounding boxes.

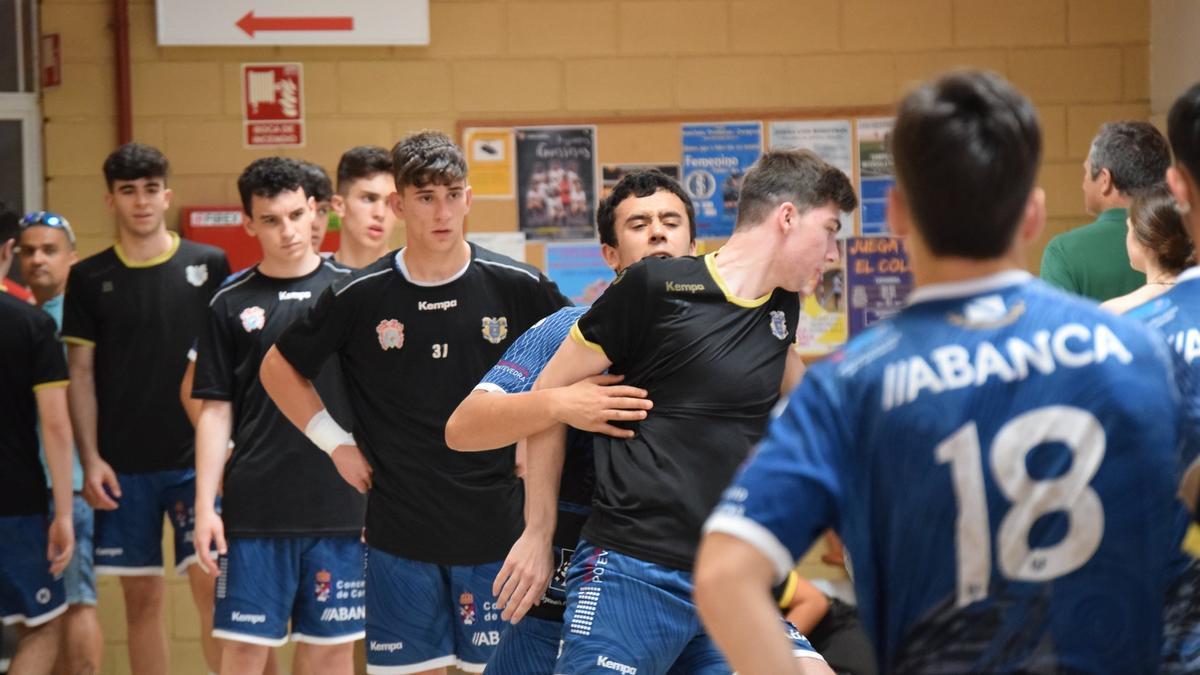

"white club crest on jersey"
[377,319,405,351]
[239,306,266,332]
[769,310,789,340]
[185,264,209,287]
[482,317,508,344]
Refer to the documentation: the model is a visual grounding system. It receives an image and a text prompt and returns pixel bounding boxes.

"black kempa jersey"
[62,234,230,473]
[1,291,69,516]
[276,244,570,564]
[572,252,800,570]
[192,260,365,537]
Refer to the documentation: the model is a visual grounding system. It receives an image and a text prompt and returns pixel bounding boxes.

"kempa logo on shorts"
[95,547,123,557]
[278,291,311,301]
[231,611,267,624]
[418,299,458,311]
[369,640,403,653]
[320,606,365,622]
[597,656,637,674]
[665,281,705,293]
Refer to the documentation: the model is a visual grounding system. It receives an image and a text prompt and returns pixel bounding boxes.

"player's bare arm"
[179,360,202,428]
[36,384,76,575]
[66,342,120,509]
[193,399,232,576]
[259,345,372,493]
[695,533,833,675]
[445,373,649,451]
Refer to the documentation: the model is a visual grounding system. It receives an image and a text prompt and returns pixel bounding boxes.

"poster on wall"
[856,118,896,237]
[682,122,763,239]
[845,236,912,336]
[544,242,614,306]
[463,128,515,199]
[769,120,854,235]
[794,242,848,356]
[515,126,598,240]
[602,163,681,198]
[242,63,304,148]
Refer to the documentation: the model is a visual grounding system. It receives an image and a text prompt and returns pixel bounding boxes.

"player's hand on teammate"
[82,458,121,510]
[194,507,226,576]
[492,527,554,625]
[47,515,75,576]
[551,374,653,438]
[332,444,373,493]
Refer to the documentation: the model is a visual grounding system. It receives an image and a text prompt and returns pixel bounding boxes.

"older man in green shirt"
[1040,121,1171,301]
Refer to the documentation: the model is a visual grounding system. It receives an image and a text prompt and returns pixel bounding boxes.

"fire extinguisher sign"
[242,63,304,148]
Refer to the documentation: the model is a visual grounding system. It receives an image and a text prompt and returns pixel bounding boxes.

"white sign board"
[157,1,429,46]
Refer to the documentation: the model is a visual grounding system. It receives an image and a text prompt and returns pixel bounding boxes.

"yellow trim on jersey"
[62,336,96,347]
[32,379,70,392]
[705,250,772,308]
[1183,523,1200,558]
[777,570,799,609]
[570,322,608,357]
[114,231,180,268]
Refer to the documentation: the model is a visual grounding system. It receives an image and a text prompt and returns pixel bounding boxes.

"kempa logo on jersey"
[369,640,403,653]
[320,606,365,622]
[231,612,267,625]
[278,291,311,301]
[665,281,705,293]
[597,656,637,674]
[418,299,458,311]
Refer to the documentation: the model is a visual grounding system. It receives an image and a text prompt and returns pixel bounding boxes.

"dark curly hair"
[102,143,169,191]
[237,157,308,216]
[596,170,695,248]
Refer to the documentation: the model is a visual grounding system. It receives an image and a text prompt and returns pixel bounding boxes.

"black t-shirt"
[1,291,70,516]
[62,235,230,473]
[192,260,365,537]
[573,252,800,570]
[275,244,570,564]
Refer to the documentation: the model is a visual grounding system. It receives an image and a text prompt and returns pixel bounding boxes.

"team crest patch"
[459,591,477,625]
[239,306,266,332]
[481,317,508,344]
[314,570,332,603]
[376,319,405,351]
[185,264,208,287]
[769,310,789,340]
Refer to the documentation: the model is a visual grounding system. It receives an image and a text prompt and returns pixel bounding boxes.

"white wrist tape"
[305,409,355,455]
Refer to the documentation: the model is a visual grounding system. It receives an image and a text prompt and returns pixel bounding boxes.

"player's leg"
[57,493,102,675]
[363,546,454,675]
[11,619,63,674]
[554,541,692,675]
[211,537,295,674]
[165,468,222,672]
[1,515,69,674]
[448,561,511,673]
[94,472,170,675]
[289,536,365,675]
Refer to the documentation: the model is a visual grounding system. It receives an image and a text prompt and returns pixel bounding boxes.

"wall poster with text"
[516,126,598,240]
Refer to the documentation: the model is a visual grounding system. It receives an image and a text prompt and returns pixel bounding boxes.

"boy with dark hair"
[524,150,853,674]
[299,161,335,253]
[331,146,396,269]
[63,142,230,674]
[697,71,1196,675]
[261,130,569,675]
[192,157,363,674]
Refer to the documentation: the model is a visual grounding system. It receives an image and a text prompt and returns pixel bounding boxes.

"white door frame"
[0,93,44,212]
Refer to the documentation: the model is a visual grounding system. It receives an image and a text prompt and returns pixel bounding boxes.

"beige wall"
[37,0,1150,672]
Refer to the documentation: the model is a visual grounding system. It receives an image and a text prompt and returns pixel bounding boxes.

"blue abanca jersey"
[707,271,1197,674]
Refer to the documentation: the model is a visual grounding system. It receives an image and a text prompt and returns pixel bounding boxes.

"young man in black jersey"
[0,213,76,675]
[191,158,364,675]
[526,150,855,674]
[331,146,397,269]
[63,143,230,675]
[261,131,569,675]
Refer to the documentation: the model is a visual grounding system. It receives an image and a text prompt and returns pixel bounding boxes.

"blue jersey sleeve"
[477,306,589,395]
[704,362,847,581]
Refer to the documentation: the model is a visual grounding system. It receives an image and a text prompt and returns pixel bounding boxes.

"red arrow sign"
[236,11,354,37]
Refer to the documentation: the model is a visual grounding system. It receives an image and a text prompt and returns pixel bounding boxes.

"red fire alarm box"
[180,206,340,273]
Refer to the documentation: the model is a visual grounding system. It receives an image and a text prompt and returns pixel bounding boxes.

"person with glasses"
[16,212,103,675]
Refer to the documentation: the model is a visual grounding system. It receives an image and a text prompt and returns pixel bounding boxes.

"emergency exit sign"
[156,1,429,46]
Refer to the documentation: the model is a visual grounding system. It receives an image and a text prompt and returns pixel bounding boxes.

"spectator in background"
[0,207,34,303]
[1102,185,1193,313]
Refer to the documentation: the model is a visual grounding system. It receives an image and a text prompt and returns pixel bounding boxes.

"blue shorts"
[213,536,366,647]
[0,515,67,627]
[364,546,510,674]
[48,494,96,606]
[484,615,562,675]
[94,468,214,576]
[555,541,824,675]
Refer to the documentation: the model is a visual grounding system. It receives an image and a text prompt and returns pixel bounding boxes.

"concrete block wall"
[35,0,1151,671]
